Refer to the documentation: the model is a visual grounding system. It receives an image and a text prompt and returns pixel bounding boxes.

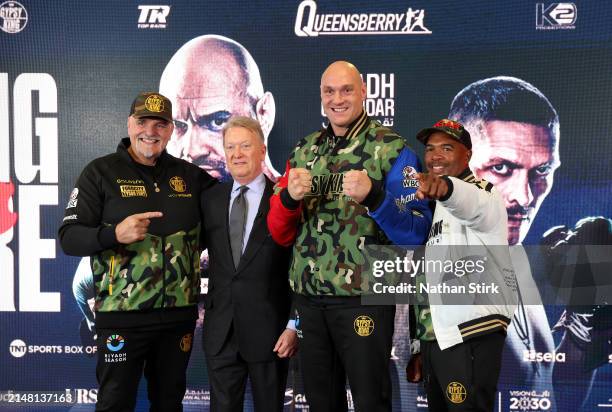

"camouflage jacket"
[59,138,216,327]
[268,112,430,296]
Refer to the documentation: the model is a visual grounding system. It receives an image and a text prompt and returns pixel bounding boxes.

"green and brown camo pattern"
[92,224,201,312]
[280,120,407,296]
[414,268,435,341]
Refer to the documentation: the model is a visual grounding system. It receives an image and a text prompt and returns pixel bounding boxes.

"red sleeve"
[267,161,302,247]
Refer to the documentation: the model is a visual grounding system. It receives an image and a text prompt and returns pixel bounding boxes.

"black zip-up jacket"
[59,138,216,328]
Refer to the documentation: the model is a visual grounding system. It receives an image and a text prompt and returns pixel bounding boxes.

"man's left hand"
[273,328,298,358]
[416,173,449,200]
[343,170,372,203]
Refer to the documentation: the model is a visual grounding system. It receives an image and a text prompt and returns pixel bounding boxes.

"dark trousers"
[294,295,395,412]
[95,321,195,412]
[205,323,289,412]
[421,332,506,411]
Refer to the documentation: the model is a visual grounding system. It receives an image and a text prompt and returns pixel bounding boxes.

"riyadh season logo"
[106,334,125,352]
[105,335,126,363]
[0,1,28,34]
[536,3,576,30]
[137,5,170,29]
[295,0,431,37]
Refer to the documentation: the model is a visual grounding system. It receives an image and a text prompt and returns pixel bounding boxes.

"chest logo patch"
[120,185,147,197]
[169,176,186,193]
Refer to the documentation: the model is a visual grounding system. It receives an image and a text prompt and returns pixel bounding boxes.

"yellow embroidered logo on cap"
[354,315,374,337]
[180,333,193,352]
[169,176,186,193]
[144,94,164,113]
[446,382,467,404]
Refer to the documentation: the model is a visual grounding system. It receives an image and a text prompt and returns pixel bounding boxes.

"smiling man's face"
[127,116,173,166]
[320,61,366,136]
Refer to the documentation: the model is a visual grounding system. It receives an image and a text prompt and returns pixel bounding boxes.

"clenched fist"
[115,211,163,244]
[287,168,312,201]
[342,170,372,203]
[416,173,449,200]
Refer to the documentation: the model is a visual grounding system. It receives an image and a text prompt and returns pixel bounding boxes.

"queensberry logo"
[295,0,431,37]
[536,3,576,30]
[137,5,170,29]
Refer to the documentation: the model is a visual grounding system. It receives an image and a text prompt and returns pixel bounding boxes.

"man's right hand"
[406,352,423,382]
[287,168,312,201]
[115,212,163,244]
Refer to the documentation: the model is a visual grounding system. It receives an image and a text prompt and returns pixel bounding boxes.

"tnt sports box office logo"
[0,1,27,34]
[137,5,170,29]
[295,0,431,37]
[9,339,97,357]
[536,3,576,30]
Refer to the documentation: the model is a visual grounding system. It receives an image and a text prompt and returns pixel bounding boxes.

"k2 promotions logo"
[137,5,170,29]
[536,3,576,30]
[0,1,28,34]
[295,0,431,37]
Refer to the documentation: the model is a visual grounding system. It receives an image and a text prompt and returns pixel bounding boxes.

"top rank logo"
[295,0,431,37]
[0,1,28,34]
[536,3,576,30]
[138,5,170,29]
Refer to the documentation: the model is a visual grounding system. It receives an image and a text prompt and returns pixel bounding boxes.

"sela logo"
[137,5,170,29]
[536,3,576,30]
[295,0,431,37]
[523,350,566,362]
[0,1,28,34]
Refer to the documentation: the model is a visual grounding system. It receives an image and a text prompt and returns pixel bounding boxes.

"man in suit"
[201,115,297,412]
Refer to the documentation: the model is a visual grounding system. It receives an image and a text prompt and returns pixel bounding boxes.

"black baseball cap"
[416,118,472,149]
[129,92,173,122]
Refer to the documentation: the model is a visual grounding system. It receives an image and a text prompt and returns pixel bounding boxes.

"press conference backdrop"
[1,1,611,411]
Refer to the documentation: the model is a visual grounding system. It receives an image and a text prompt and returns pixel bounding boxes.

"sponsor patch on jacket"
[395,193,417,213]
[170,176,186,193]
[462,173,493,192]
[66,188,78,209]
[120,185,147,197]
[402,165,419,188]
[309,173,344,196]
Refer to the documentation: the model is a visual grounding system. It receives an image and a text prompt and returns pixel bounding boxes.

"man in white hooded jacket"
[405,119,517,411]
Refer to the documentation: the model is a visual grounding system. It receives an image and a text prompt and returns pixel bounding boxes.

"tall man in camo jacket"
[267,61,431,411]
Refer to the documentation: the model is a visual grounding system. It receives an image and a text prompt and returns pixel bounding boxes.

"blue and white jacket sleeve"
[363,147,432,245]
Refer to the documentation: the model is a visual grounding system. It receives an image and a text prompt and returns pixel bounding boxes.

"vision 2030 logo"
[536,3,576,30]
